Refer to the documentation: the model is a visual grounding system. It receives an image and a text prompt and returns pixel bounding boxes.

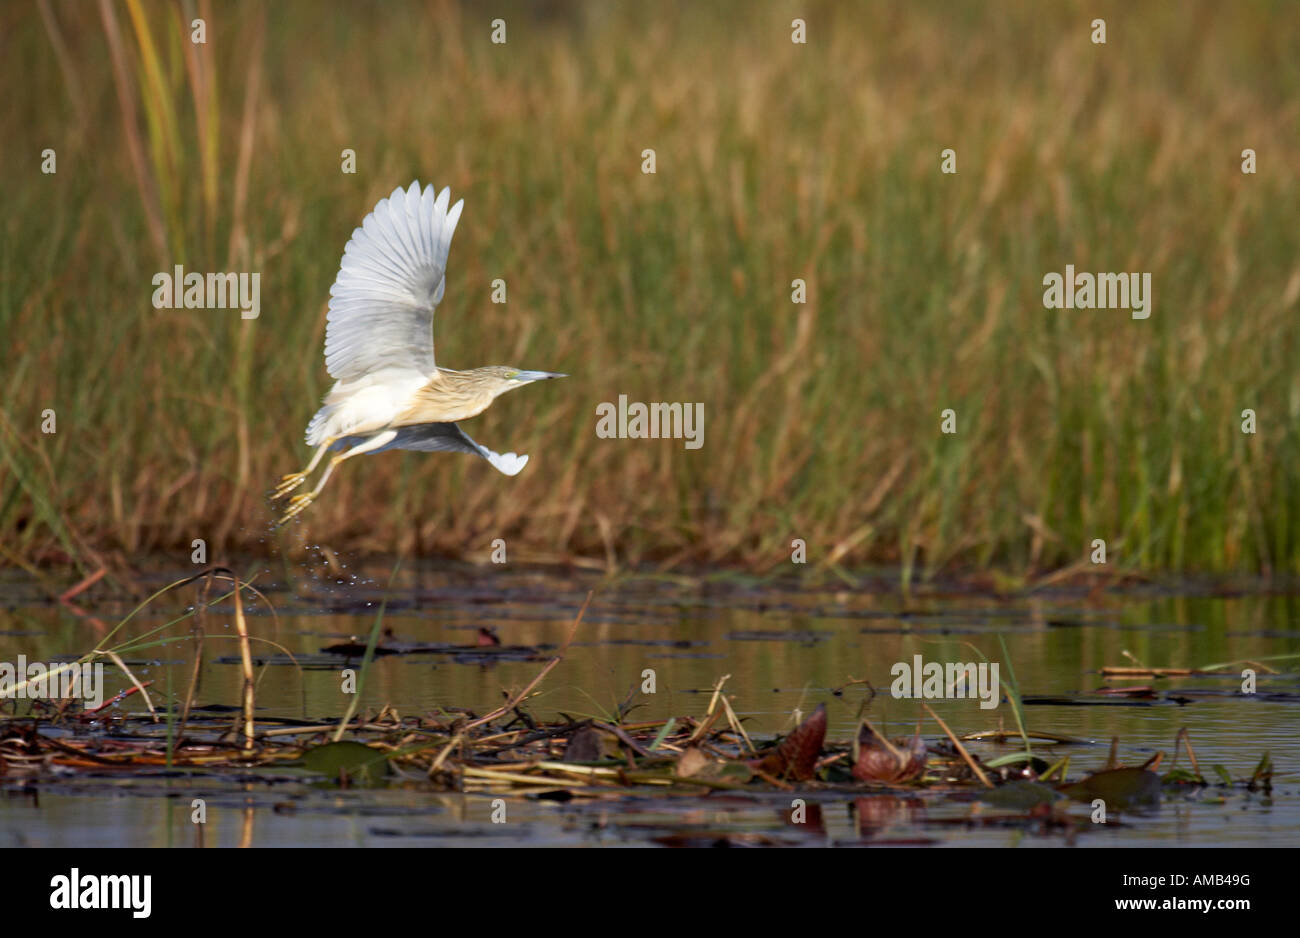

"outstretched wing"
[335,423,529,476]
[323,181,464,381]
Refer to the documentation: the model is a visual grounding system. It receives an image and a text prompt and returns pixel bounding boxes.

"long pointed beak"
[520,370,567,382]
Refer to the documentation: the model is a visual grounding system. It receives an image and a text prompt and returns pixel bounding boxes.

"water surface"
[2,565,1295,847]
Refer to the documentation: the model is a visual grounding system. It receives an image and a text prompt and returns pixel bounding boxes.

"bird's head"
[479,365,567,400]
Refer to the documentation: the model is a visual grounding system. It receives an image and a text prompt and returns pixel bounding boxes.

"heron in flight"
[272,181,565,524]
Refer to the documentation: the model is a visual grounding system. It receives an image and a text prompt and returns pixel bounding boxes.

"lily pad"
[1060,767,1161,809]
[301,741,390,787]
[977,780,1060,810]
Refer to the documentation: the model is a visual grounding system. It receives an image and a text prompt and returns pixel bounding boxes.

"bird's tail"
[305,405,332,447]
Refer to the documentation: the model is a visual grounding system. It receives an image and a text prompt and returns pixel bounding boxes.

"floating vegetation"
[2,679,1274,819]
[0,569,1285,849]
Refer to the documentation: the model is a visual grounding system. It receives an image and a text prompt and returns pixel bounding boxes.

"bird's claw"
[271,472,307,501]
[276,492,315,526]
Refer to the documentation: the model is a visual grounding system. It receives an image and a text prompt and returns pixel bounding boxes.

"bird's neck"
[395,368,495,425]
[432,367,488,394]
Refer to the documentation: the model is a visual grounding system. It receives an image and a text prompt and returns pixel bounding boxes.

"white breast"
[308,370,429,443]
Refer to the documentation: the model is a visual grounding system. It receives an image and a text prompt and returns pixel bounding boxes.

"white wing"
[323,181,464,381]
[334,423,529,476]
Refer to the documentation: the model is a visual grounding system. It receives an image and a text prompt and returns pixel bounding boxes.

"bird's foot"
[276,492,316,526]
[271,471,307,501]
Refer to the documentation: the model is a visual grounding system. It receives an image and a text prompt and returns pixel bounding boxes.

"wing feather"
[334,423,528,476]
[323,181,464,381]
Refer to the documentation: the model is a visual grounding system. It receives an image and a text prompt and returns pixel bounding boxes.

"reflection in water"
[851,795,927,840]
[0,564,1296,846]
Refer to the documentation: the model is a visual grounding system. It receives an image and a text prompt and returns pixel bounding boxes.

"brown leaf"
[754,704,827,781]
[675,746,714,778]
[562,726,609,762]
[852,722,927,783]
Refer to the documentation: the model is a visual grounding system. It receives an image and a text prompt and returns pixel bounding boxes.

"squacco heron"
[273,181,565,524]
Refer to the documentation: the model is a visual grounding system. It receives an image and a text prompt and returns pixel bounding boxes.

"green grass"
[2,0,1298,576]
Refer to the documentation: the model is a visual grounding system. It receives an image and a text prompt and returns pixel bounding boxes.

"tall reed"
[2,1,1297,578]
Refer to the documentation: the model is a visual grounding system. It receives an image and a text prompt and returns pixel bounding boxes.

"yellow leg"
[272,440,335,500]
[275,430,395,525]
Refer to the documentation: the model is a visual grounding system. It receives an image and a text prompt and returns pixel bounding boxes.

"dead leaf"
[675,746,714,778]
[563,726,613,762]
[852,722,927,783]
[752,703,826,781]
